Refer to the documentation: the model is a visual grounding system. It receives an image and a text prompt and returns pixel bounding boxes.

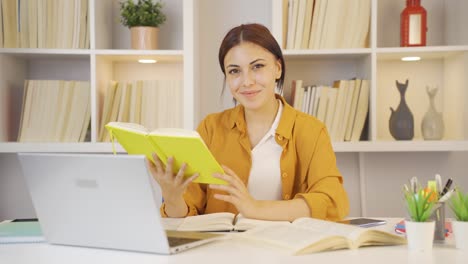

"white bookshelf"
[268,0,468,152]
[1,0,468,220]
[0,0,196,149]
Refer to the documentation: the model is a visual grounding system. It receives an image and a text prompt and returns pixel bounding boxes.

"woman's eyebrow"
[227,58,266,69]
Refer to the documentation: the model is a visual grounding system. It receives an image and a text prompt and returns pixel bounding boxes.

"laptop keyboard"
[168,237,202,247]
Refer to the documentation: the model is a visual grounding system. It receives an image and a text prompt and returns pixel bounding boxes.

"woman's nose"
[242,70,255,87]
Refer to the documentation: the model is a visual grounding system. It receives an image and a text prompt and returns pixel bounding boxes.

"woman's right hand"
[146,153,198,215]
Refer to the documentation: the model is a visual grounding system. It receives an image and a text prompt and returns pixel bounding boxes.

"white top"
[247,100,283,200]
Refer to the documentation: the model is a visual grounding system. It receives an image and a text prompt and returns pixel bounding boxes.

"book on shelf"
[105,122,226,185]
[286,0,298,49]
[300,0,315,49]
[293,0,307,49]
[2,0,18,48]
[18,80,90,142]
[324,87,337,131]
[0,221,45,244]
[238,217,406,255]
[344,79,361,141]
[161,212,288,232]
[350,79,370,141]
[315,86,329,122]
[339,79,356,141]
[282,0,289,48]
[329,80,349,141]
[99,80,183,142]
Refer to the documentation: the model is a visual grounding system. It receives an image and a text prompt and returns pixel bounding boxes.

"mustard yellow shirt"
[161,95,349,221]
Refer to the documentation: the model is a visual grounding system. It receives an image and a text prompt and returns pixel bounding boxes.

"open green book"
[105,122,226,185]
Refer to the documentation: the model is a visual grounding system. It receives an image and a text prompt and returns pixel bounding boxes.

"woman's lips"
[240,90,261,98]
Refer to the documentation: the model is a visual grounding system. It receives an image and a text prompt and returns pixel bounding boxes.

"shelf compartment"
[377,0,468,48]
[0,142,124,153]
[95,55,184,142]
[0,54,91,142]
[93,0,184,50]
[376,50,468,141]
[333,141,468,152]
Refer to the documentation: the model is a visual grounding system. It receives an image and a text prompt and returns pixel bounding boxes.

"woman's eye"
[228,69,240,75]
[253,64,265,70]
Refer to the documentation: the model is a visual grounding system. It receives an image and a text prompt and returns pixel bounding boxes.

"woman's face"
[224,42,282,111]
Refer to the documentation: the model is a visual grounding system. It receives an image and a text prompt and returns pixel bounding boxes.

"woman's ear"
[275,59,282,81]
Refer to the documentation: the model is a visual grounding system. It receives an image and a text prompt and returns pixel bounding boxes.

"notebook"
[105,122,227,185]
[0,220,45,244]
[17,153,223,254]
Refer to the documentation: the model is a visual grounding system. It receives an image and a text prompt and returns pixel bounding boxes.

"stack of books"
[290,78,369,142]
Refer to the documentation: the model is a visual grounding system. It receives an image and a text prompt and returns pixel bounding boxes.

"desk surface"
[1,218,466,264]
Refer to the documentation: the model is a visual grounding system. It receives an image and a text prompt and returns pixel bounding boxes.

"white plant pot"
[452,220,468,249]
[405,220,435,251]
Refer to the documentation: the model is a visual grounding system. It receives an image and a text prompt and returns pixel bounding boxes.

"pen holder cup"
[430,202,445,242]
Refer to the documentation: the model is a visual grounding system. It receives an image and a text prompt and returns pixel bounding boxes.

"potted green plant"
[449,187,468,249]
[120,0,167,49]
[403,181,437,250]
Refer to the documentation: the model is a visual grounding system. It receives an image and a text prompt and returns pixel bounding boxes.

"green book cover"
[0,222,45,243]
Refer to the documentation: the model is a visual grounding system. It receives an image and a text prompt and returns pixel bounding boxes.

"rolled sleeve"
[295,126,349,221]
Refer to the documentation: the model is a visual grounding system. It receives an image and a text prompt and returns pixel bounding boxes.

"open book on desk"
[105,122,226,185]
[237,218,407,254]
[161,212,290,232]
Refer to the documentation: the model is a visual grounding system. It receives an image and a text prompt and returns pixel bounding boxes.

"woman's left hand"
[209,165,259,218]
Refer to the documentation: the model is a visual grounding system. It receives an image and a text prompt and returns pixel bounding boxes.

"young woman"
[148,23,349,222]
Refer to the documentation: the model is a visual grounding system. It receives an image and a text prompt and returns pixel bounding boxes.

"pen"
[438,189,455,203]
[435,174,442,195]
[440,178,453,196]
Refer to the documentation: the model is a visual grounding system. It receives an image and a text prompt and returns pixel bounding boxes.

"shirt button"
[282,172,287,178]
[277,135,283,141]
[284,194,290,199]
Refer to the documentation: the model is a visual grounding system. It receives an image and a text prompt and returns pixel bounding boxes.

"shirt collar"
[229,94,296,141]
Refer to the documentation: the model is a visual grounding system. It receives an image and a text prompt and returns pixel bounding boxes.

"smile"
[240,90,261,98]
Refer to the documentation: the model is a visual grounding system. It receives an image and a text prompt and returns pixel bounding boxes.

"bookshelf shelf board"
[332,141,468,152]
[94,49,183,56]
[97,54,183,63]
[0,143,125,153]
[376,46,468,60]
[2,141,467,154]
[0,48,92,56]
[283,48,371,59]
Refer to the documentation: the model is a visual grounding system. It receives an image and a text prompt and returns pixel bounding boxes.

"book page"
[150,128,200,138]
[173,212,236,232]
[107,122,149,134]
[293,218,406,249]
[233,215,290,231]
[292,217,365,240]
[239,222,346,254]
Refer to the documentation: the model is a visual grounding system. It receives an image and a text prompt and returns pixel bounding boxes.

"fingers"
[213,193,236,204]
[174,163,187,185]
[209,183,242,198]
[182,173,199,189]
[215,166,245,190]
[152,153,164,173]
[165,156,174,177]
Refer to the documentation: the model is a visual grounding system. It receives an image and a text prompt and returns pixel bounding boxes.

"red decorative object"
[400,0,427,47]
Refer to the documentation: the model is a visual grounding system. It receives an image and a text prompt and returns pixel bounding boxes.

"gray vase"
[421,86,444,140]
[389,79,414,140]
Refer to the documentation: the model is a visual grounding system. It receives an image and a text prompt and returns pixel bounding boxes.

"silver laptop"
[17,153,222,254]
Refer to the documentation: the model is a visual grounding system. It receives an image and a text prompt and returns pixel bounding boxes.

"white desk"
[1,219,466,264]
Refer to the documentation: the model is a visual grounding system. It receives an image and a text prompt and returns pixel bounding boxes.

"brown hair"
[218,23,286,95]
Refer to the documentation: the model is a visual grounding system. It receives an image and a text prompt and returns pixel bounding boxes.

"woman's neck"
[244,98,279,129]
